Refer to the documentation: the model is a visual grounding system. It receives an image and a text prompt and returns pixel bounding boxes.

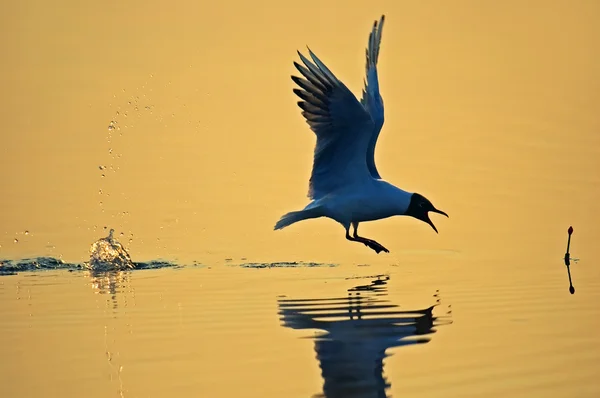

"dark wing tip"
[292,61,304,73]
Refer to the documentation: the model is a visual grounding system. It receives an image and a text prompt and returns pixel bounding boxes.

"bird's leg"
[353,222,389,253]
[346,222,389,254]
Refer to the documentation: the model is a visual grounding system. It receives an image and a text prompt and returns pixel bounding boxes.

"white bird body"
[275,15,448,253]
[302,180,412,225]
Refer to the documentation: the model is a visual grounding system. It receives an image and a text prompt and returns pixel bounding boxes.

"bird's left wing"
[292,49,376,199]
[360,15,386,179]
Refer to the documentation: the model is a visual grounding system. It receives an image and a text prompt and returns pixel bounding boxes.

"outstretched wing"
[360,15,386,179]
[292,49,376,199]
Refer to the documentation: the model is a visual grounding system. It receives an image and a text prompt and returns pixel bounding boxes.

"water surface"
[2,0,600,397]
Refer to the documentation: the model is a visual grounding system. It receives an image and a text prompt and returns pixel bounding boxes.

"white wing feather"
[292,49,376,199]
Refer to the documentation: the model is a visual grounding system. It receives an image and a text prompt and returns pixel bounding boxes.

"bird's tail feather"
[274,208,321,230]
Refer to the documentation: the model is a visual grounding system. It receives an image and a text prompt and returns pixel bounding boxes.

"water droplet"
[101,174,105,178]
[24,230,29,235]
[120,232,124,237]
[99,165,106,170]
[108,121,116,131]
[103,226,107,230]
[14,238,18,243]
[108,148,113,154]
[99,189,103,195]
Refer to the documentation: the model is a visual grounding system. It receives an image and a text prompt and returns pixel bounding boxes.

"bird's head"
[405,193,448,233]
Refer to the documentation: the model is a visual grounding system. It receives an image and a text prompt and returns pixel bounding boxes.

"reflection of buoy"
[564,226,575,295]
[88,229,135,271]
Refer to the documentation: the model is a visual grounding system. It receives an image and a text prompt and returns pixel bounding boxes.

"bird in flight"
[274,15,448,254]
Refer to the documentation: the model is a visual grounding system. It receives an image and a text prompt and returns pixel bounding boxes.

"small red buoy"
[565,226,575,294]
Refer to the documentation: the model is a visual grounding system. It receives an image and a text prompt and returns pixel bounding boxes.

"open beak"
[425,216,439,233]
[426,208,448,234]
[432,208,449,218]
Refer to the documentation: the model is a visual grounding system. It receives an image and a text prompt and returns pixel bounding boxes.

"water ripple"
[0,257,180,276]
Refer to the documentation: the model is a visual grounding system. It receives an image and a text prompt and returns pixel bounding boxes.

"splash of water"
[88,229,135,271]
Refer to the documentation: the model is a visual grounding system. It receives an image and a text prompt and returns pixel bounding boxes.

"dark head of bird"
[405,193,448,233]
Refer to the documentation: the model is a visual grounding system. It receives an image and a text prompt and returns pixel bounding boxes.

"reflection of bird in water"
[278,276,451,398]
[88,229,135,271]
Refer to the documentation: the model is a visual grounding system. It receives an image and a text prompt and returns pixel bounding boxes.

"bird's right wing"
[292,49,376,199]
[360,15,386,179]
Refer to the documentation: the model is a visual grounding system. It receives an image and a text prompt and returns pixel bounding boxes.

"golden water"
[1,1,600,396]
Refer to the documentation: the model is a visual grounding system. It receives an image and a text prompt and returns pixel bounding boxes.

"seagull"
[274,15,448,254]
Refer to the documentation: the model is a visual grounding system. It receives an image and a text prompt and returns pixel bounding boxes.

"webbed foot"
[362,239,389,254]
